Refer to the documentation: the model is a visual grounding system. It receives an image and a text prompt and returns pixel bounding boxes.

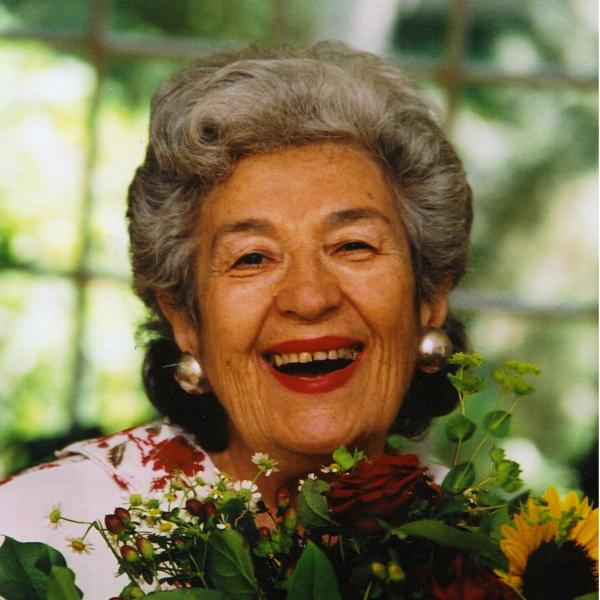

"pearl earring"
[417,326,452,374]
[174,352,211,395]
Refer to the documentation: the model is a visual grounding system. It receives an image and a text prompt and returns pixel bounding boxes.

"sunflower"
[497,486,598,600]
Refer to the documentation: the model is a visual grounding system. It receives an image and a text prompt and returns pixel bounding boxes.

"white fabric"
[0,420,217,600]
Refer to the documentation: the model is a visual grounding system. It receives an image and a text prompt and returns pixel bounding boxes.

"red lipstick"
[263,336,364,394]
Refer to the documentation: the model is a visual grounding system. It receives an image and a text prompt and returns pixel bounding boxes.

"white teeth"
[270,346,360,366]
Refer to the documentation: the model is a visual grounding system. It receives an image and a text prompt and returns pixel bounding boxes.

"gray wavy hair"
[126,42,473,446]
[128,41,472,323]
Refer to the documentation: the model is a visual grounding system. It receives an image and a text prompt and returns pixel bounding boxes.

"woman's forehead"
[198,142,402,236]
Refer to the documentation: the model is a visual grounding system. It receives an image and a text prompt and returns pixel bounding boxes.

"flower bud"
[276,487,291,510]
[48,509,61,524]
[185,498,203,516]
[371,562,387,580]
[283,507,298,531]
[114,507,132,524]
[387,562,405,583]
[105,514,125,535]
[257,526,271,540]
[135,537,154,560]
[129,494,143,507]
[120,544,139,563]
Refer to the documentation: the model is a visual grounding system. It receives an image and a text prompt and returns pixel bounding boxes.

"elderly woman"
[0,42,471,597]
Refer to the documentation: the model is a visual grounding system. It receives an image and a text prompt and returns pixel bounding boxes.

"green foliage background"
[0,0,597,498]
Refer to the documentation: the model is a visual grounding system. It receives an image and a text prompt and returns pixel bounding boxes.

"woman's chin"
[278,422,365,458]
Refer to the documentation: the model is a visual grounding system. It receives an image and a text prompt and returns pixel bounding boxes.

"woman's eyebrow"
[211,218,275,251]
[326,207,392,228]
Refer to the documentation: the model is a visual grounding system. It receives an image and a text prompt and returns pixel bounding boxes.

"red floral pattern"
[325,453,439,534]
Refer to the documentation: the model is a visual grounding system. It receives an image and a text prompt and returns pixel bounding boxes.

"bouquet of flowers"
[1,354,597,599]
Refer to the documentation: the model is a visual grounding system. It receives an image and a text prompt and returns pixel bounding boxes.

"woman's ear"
[156,293,199,357]
[419,281,452,328]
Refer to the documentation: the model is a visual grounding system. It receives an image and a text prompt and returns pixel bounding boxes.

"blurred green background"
[0,0,597,500]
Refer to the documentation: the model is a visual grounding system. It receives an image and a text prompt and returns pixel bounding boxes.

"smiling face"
[164,143,444,463]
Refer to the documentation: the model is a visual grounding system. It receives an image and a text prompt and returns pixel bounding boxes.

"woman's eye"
[233,252,268,269]
[338,241,375,253]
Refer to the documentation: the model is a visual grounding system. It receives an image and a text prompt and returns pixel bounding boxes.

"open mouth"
[265,344,363,379]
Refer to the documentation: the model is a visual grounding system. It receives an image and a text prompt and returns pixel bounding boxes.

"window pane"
[81,279,153,431]
[0,272,75,442]
[0,0,90,31]
[0,41,94,271]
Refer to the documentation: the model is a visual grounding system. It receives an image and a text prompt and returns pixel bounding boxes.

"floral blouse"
[0,420,217,599]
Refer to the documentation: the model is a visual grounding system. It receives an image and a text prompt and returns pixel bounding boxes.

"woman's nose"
[274,255,343,321]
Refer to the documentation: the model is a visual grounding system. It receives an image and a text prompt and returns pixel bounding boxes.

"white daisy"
[233,479,262,508]
[251,452,280,477]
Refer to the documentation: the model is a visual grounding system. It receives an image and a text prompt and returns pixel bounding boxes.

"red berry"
[202,501,217,518]
[283,507,298,531]
[185,498,203,516]
[114,507,132,524]
[173,537,186,551]
[276,487,291,509]
[105,514,124,534]
[135,537,154,560]
[120,544,139,563]
[257,526,271,540]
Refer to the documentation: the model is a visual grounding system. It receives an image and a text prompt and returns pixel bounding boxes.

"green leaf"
[447,372,485,395]
[442,461,475,493]
[483,411,511,438]
[478,506,511,542]
[146,590,225,598]
[444,414,476,442]
[573,594,598,600]
[206,529,257,598]
[332,447,354,471]
[0,536,68,600]
[46,566,82,600]
[435,497,469,517]
[448,352,484,368]
[298,478,336,529]
[288,541,342,600]
[391,520,508,570]
[447,372,469,392]
[489,446,523,493]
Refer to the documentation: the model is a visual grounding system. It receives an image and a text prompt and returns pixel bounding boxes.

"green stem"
[452,439,463,467]
[190,552,210,588]
[473,475,492,489]
[362,580,373,600]
[93,521,139,587]
[466,432,490,465]
[493,389,507,412]
[59,516,95,526]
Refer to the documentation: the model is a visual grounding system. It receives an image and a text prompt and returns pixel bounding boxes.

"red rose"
[429,555,519,600]
[324,453,439,534]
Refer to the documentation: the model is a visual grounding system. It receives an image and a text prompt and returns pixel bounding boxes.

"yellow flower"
[66,537,93,554]
[497,486,598,599]
[46,506,62,529]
